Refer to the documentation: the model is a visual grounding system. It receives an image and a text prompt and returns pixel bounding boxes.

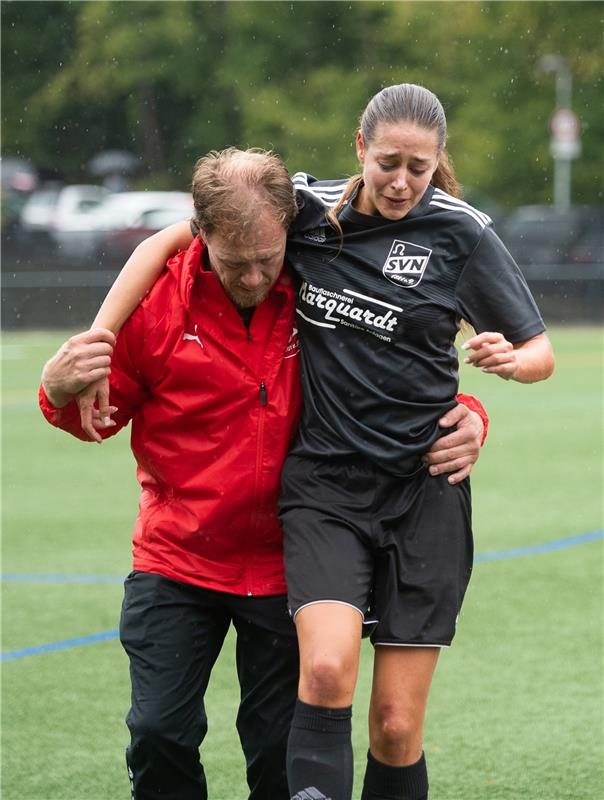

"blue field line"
[2,529,602,662]
[1,573,124,584]
[1,629,119,661]
[474,529,603,563]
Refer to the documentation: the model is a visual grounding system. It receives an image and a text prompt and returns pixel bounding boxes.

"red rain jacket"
[39,237,302,595]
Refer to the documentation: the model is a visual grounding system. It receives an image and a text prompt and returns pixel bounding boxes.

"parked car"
[1,157,38,229]
[100,203,193,264]
[498,205,603,267]
[18,183,110,260]
[92,191,193,264]
[19,183,108,234]
[566,213,604,265]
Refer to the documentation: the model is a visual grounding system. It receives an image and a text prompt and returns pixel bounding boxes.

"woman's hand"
[462,331,518,379]
[76,377,116,443]
[462,331,554,383]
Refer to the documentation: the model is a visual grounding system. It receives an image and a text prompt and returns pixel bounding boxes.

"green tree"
[2,0,601,207]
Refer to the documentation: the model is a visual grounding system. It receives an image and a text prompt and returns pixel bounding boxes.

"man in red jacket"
[40,149,487,800]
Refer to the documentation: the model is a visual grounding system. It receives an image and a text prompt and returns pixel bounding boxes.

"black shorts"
[279,455,473,647]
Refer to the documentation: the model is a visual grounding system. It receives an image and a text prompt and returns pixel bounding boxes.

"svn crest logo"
[382,240,432,288]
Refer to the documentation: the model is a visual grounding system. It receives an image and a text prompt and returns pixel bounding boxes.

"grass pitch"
[2,326,603,799]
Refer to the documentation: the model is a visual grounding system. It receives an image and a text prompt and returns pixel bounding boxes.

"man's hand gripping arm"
[40,329,119,442]
[422,395,489,485]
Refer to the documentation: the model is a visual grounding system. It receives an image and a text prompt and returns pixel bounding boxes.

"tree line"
[2,0,602,209]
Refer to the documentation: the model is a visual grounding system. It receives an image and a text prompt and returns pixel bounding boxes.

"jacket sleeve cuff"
[455,392,489,446]
[38,384,89,439]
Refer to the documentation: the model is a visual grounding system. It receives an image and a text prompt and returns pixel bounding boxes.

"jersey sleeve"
[455,226,546,343]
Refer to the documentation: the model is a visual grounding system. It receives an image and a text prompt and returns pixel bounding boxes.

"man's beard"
[227,285,270,309]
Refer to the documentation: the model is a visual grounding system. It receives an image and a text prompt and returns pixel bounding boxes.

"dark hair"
[327,83,461,234]
[191,147,297,240]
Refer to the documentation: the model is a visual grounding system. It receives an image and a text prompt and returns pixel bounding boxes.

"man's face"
[204,211,287,309]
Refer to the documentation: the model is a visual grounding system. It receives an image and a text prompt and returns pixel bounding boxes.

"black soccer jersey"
[285,173,546,476]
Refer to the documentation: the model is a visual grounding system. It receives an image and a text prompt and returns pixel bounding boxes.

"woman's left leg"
[361,645,439,800]
[359,469,473,799]
[370,645,440,764]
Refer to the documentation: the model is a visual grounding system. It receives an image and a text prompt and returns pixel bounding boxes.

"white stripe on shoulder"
[291,172,312,187]
[431,189,492,228]
[291,172,347,208]
[430,199,489,228]
[432,188,492,224]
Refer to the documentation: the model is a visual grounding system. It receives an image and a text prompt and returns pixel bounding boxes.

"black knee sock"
[360,749,428,800]
[287,699,353,800]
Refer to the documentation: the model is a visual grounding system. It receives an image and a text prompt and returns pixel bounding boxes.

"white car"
[19,183,110,260]
[93,191,192,231]
[20,184,109,233]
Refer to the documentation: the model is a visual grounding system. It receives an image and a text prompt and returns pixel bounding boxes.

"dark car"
[498,205,603,323]
[498,205,603,267]
[101,206,193,265]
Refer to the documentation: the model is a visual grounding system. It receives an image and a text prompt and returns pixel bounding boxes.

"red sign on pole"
[550,108,581,159]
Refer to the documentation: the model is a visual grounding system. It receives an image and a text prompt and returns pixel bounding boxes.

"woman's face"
[355,121,440,220]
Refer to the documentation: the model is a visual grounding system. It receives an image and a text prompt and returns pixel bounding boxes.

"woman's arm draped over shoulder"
[92,220,194,332]
[79,220,194,440]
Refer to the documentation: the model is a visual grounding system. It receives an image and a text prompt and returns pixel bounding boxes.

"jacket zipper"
[246,380,268,595]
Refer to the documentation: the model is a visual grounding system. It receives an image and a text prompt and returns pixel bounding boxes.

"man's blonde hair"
[191,147,297,240]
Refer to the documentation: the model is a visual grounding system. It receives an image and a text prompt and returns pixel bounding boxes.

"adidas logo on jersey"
[304,227,327,243]
[382,239,432,288]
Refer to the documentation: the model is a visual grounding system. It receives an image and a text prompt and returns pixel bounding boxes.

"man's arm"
[40,324,147,443]
[422,395,489,485]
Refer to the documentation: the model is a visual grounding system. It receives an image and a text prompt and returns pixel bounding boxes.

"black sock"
[360,749,428,800]
[287,699,353,800]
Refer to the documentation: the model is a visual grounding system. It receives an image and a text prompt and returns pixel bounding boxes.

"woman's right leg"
[279,455,377,800]
[287,602,363,800]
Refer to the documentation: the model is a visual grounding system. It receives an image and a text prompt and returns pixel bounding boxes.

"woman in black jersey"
[277,84,553,800]
[74,85,553,800]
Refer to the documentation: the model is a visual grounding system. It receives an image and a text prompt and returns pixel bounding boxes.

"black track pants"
[120,571,299,800]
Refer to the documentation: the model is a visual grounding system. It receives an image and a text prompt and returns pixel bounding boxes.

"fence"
[2,232,602,329]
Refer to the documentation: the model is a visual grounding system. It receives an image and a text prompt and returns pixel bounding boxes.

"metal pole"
[555,60,572,211]
[539,55,574,211]
[555,158,571,211]
[555,61,572,109]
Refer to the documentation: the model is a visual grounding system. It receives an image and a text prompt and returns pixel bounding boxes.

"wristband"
[455,392,489,446]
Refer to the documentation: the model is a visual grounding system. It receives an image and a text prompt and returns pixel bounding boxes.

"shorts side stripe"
[373,641,448,648]
[292,599,365,621]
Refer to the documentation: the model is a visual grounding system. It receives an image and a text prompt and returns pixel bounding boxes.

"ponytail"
[431,149,461,198]
[326,174,363,241]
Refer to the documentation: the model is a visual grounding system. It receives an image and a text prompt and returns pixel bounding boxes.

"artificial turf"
[2,326,602,799]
